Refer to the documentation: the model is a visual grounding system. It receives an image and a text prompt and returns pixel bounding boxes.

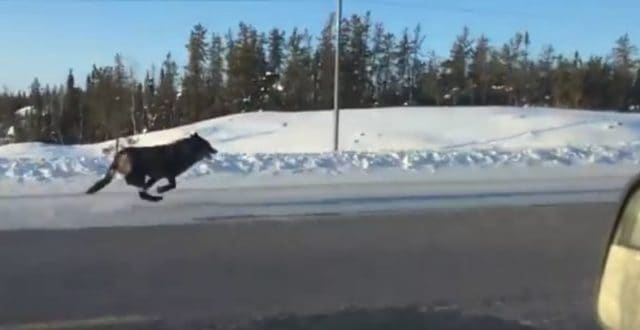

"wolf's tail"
[87,137,123,195]
[86,165,116,194]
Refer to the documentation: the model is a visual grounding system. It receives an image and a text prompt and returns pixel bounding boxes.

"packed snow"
[1,106,640,229]
[2,106,640,187]
[2,106,640,178]
[13,105,36,117]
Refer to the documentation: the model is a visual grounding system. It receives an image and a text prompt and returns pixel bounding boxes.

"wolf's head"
[188,133,218,160]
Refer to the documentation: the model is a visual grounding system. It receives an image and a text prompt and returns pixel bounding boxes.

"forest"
[1,13,638,144]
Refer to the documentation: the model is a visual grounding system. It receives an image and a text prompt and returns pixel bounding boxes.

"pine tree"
[501,32,527,105]
[417,52,442,105]
[282,28,314,110]
[85,65,113,141]
[183,23,209,122]
[267,28,286,74]
[134,82,144,132]
[630,67,640,109]
[50,84,64,142]
[314,13,336,109]
[157,53,178,128]
[379,31,399,105]
[582,56,612,109]
[341,13,372,107]
[29,78,43,140]
[551,53,584,108]
[265,29,286,109]
[61,69,80,143]
[442,26,473,105]
[610,34,637,110]
[226,23,267,112]
[408,24,425,105]
[370,22,386,105]
[396,28,413,104]
[469,35,491,105]
[41,84,54,142]
[207,33,225,116]
[143,70,155,130]
[532,45,555,106]
[111,54,133,137]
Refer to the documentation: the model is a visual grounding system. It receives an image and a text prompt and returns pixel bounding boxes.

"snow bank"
[1,106,640,185]
[1,144,640,184]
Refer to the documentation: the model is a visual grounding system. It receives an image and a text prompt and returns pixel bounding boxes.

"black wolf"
[86,133,218,202]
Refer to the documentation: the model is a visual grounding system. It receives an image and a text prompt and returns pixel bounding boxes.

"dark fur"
[86,133,218,202]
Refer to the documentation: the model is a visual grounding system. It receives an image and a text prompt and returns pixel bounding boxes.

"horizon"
[1,0,639,92]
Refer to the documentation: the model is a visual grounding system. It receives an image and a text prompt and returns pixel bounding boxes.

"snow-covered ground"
[1,106,639,229]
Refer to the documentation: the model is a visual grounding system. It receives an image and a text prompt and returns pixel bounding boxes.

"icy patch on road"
[0,144,639,183]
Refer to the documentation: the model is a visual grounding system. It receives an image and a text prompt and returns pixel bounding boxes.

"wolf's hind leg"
[144,177,160,190]
[157,177,177,194]
[137,177,163,202]
[138,191,163,202]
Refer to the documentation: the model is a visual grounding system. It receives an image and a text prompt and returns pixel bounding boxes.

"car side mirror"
[597,174,640,329]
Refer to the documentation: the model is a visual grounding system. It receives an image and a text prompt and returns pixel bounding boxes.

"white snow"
[14,106,36,117]
[4,106,640,156]
[1,106,640,229]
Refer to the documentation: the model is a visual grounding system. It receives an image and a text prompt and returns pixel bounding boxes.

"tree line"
[1,12,639,144]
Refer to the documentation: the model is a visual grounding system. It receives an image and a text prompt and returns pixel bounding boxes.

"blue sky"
[1,0,639,92]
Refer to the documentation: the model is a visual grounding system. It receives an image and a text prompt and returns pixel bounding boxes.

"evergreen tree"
[582,56,612,109]
[630,67,640,109]
[226,23,267,112]
[341,13,371,107]
[61,69,80,143]
[157,53,178,128]
[532,45,555,106]
[282,28,314,110]
[469,35,491,105]
[183,23,209,122]
[29,78,43,140]
[3,16,640,145]
[314,13,336,109]
[378,31,399,105]
[408,24,426,105]
[441,26,473,105]
[610,34,637,110]
[370,22,387,105]
[134,82,144,132]
[207,33,225,116]
[417,52,442,105]
[396,28,414,104]
[267,28,286,74]
[143,70,155,130]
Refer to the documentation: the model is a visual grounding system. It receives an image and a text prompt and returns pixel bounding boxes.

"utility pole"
[333,0,342,151]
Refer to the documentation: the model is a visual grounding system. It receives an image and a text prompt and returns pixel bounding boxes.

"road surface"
[0,202,617,329]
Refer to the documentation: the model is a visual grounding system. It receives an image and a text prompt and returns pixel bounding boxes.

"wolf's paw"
[139,191,163,202]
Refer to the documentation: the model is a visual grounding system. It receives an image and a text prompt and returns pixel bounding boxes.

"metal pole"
[333,0,342,152]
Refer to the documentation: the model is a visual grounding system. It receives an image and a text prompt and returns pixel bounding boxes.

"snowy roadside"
[2,106,640,190]
[0,163,632,230]
[1,106,640,229]
[2,144,640,191]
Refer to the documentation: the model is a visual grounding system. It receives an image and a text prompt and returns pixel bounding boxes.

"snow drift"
[1,106,640,186]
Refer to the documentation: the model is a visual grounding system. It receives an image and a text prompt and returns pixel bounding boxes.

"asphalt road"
[0,203,618,329]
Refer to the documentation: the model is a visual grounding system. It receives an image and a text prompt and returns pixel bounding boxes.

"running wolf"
[86,133,218,202]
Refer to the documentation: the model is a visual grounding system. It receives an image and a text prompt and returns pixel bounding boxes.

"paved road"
[0,203,617,329]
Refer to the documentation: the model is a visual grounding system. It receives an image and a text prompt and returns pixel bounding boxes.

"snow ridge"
[2,144,639,182]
